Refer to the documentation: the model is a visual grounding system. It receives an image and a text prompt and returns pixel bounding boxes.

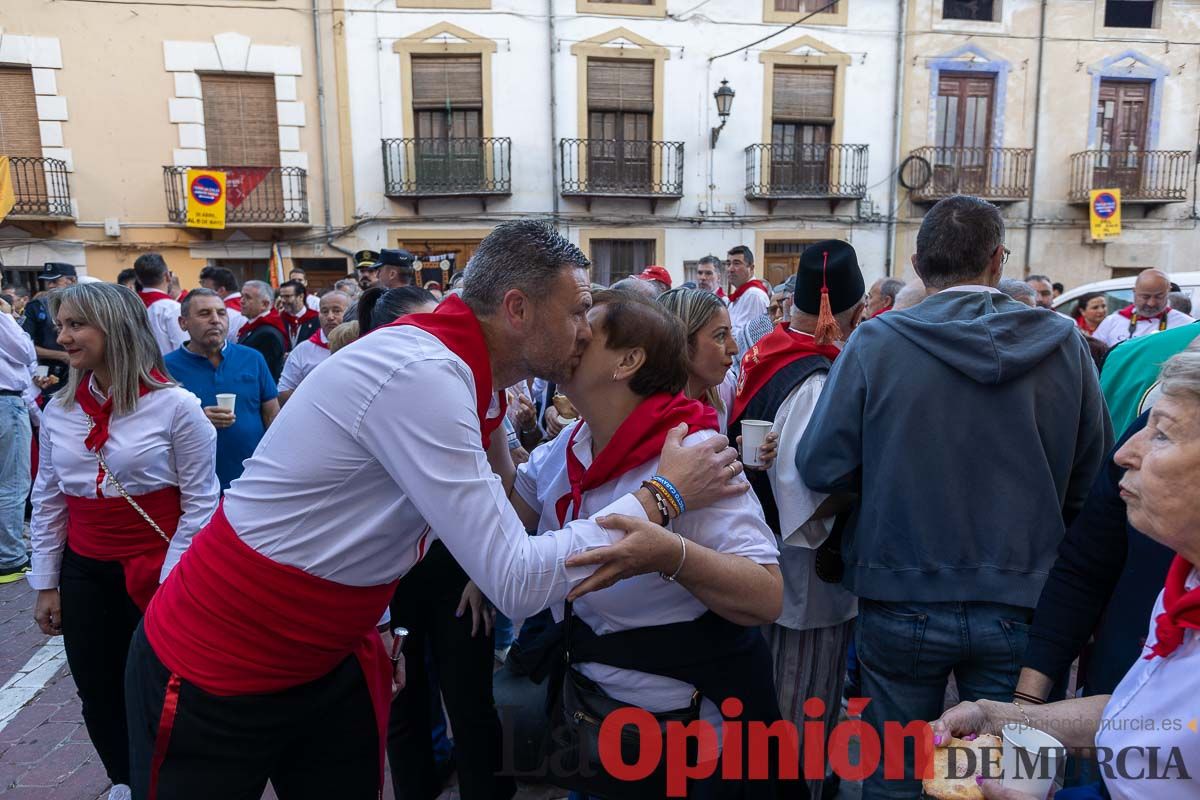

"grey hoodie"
[796,290,1112,607]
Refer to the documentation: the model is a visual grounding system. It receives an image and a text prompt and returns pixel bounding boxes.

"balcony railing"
[1068,150,1191,204]
[559,138,684,199]
[745,143,869,201]
[3,156,72,219]
[163,166,309,225]
[908,147,1032,203]
[382,137,512,198]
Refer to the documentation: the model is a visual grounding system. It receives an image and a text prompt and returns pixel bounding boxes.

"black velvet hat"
[793,240,865,315]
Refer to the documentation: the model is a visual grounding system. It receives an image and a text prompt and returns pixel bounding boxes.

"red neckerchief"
[238,309,287,341]
[307,330,329,350]
[224,294,242,312]
[1145,556,1200,660]
[555,393,718,525]
[729,324,840,425]
[1076,316,1098,335]
[139,290,173,309]
[390,295,507,449]
[281,308,319,339]
[871,307,890,318]
[716,287,726,299]
[75,370,167,496]
[1118,304,1169,334]
[729,279,769,304]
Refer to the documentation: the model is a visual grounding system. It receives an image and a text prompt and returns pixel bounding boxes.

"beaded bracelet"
[649,475,686,516]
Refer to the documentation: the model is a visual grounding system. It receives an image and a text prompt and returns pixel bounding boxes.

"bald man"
[891,279,930,312]
[1093,268,1194,346]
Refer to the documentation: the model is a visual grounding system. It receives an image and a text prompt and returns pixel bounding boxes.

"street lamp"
[710,79,735,147]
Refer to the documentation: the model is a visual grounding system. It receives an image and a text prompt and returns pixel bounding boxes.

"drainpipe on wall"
[311,0,338,253]
[548,0,561,227]
[1021,0,1048,278]
[884,0,908,277]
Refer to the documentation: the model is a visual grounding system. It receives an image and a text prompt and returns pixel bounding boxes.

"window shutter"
[411,56,483,110]
[775,0,839,11]
[772,67,835,122]
[199,74,280,166]
[0,67,43,156]
[587,60,654,113]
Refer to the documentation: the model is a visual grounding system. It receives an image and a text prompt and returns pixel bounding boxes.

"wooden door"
[588,111,651,191]
[771,122,830,192]
[1095,80,1150,194]
[933,73,995,194]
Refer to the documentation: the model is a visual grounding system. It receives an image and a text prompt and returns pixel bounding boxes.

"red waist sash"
[65,486,182,611]
[143,504,398,784]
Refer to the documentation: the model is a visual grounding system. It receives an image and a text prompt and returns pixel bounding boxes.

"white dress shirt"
[765,371,858,631]
[1095,569,1200,798]
[514,420,778,726]
[1092,308,1194,347]
[225,307,247,342]
[140,292,187,356]
[728,284,769,345]
[28,379,219,590]
[305,294,321,312]
[0,311,36,393]
[220,325,650,619]
[277,332,329,392]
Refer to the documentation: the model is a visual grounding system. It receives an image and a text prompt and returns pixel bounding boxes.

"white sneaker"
[108,784,132,800]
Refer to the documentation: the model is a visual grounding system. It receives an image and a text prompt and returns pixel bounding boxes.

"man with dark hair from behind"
[133,253,187,356]
[117,268,138,290]
[797,195,1111,799]
[199,266,247,340]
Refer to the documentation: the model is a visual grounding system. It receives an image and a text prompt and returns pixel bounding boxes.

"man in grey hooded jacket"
[796,195,1112,799]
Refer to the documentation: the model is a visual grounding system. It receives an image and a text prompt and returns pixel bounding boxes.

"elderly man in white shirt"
[1093,268,1194,346]
[123,220,747,800]
[133,253,187,356]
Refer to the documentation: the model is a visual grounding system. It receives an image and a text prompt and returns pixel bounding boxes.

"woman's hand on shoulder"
[656,424,747,511]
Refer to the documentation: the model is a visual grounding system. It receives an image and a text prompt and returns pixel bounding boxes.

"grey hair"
[914,195,1005,290]
[1168,292,1192,316]
[334,278,361,297]
[611,276,662,299]
[698,255,723,270]
[1026,274,1052,285]
[1158,344,1200,404]
[242,280,274,304]
[877,277,905,303]
[998,278,1036,305]
[180,287,222,317]
[892,279,929,311]
[48,283,174,416]
[319,290,351,307]
[461,220,590,314]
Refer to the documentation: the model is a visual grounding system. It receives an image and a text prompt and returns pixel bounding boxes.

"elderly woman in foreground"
[930,347,1200,800]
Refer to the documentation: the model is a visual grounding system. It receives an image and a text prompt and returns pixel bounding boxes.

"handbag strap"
[87,421,172,546]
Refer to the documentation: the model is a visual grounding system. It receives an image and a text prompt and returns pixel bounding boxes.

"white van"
[1052,271,1200,321]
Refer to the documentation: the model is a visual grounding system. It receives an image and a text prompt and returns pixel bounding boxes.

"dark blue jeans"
[855,599,1032,799]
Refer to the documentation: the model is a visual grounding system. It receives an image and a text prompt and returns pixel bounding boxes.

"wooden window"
[587,59,653,190]
[593,0,652,4]
[943,0,995,21]
[410,56,485,189]
[0,67,43,157]
[590,239,654,285]
[775,0,839,11]
[1104,0,1157,28]
[200,74,280,166]
[770,66,835,191]
[1094,79,1151,194]
[931,73,995,194]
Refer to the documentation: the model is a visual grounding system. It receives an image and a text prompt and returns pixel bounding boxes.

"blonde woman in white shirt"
[28,283,218,800]
[930,347,1200,800]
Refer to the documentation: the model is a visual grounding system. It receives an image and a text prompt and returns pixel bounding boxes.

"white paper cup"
[215,393,237,411]
[740,420,773,468]
[1001,722,1063,797]
[34,365,49,379]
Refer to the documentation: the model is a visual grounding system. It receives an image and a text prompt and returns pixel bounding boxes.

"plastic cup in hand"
[34,365,50,379]
[1001,722,1063,798]
[216,393,237,412]
[740,420,773,468]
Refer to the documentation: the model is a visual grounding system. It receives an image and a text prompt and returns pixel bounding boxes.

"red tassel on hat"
[813,250,842,346]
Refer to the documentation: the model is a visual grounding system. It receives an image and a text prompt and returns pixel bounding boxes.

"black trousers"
[60,546,142,786]
[387,540,516,800]
[125,624,379,800]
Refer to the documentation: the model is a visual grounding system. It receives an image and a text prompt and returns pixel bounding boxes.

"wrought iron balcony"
[382,137,512,204]
[907,147,1032,203]
[3,156,72,219]
[559,139,684,208]
[163,166,309,226]
[1068,149,1191,204]
[745,143,868,207]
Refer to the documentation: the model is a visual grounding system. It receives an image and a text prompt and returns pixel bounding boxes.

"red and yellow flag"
[269,242,285,290]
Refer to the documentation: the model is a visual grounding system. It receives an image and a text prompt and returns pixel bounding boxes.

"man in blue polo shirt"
[166,288,279,491]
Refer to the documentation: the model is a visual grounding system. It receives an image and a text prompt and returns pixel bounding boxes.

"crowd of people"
[0,196,1197,800]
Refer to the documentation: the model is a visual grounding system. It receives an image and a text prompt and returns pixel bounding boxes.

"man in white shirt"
[134,253,187,356]
[1094,268,1194,346]
[0,300,36,581]
[124,220,746,800]
[199,265,247,341]
[725,245,770,349]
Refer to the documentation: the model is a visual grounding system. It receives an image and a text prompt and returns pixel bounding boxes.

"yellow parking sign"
[185,169,227,229]
[1089,189,1121,240]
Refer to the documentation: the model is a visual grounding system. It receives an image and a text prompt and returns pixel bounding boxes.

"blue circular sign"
[190,174,222,206]
[1093,191,1117,219]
